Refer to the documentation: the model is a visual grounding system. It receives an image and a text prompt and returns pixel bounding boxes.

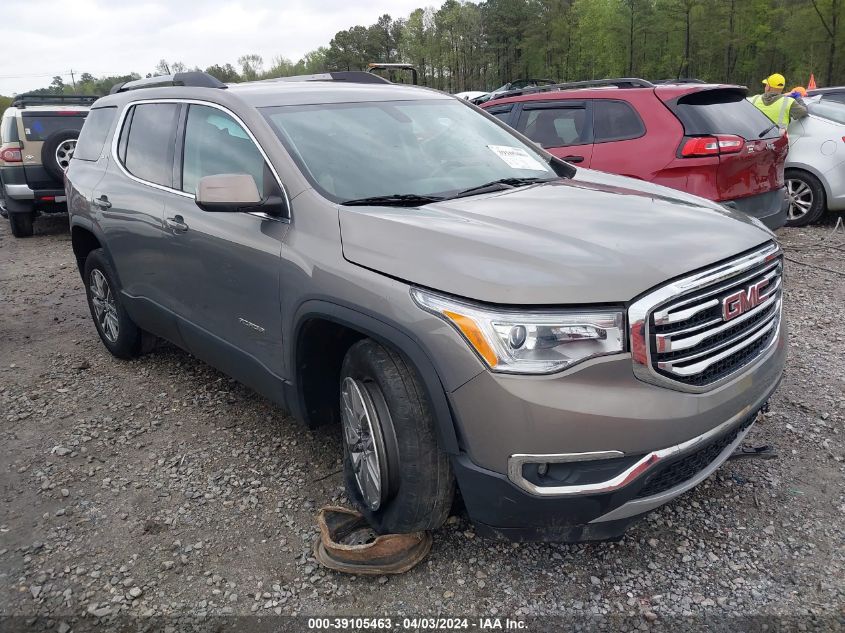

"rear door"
[94,102,179,325]
[65,105,117,222]
[665,88,786,201]
[512,100,593,166]
[589,99,649,176]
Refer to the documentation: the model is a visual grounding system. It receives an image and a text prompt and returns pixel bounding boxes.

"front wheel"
[83,248,143,359]
[340,339,454,534]
[785,170,826,227]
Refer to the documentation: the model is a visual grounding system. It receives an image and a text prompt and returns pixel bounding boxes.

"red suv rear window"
[668,89,777,140]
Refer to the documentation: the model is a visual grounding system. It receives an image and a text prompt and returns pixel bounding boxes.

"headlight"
[411,288,624,374]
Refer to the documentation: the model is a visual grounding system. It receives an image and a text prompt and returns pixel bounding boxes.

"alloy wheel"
[341,377,388,511]
[55,139,77,171]
[786,178,814,222]
[89,269,119,343]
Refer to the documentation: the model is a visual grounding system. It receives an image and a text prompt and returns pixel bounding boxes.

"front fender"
[290,299,461,455]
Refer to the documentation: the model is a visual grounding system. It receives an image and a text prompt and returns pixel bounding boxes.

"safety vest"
[751,94,794,128]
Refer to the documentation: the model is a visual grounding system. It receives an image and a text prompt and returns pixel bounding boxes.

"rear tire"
[83,248,143,359]
[785,169,826,227]
[340,339,454,534]
[9,212,35,238]
[42,129,80,181]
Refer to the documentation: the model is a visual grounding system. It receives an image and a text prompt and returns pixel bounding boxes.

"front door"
[162,103,289,382]
[513,101,594,166]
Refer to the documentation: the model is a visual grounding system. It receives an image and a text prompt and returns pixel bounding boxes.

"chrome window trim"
[628,241,783,393]
[508,404,757,497]
[109,97,291,222]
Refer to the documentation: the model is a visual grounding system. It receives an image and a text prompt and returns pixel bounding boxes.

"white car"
[454,91,488,101]
[785,98,845,226]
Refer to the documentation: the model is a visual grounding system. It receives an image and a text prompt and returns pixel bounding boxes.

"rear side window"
[670,89,776,140]
[119,103,180,187]
[1,115,20,144]
[74,107,116,161]
[516,104,590,147]
[821,92,845,105]
[808,101,845,125]
[21,112,86,141]
[181,104,265,195]
[593,100,645,142]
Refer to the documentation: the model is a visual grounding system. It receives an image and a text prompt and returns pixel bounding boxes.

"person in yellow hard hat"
[751,73,807,128]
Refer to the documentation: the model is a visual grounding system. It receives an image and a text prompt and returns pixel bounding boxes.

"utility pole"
[69,69,76,90]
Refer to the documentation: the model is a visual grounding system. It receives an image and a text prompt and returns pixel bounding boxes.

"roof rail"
[271,71,391,85]
[483,77,655,103]
[367,63,419,85]
[110,71,226,94]
[11,93,100,108]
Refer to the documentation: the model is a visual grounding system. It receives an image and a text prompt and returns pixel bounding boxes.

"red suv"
[480,78,788,229]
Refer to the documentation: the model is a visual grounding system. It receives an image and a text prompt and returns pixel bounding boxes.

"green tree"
[205,63,241,82]
[237,54,264,80]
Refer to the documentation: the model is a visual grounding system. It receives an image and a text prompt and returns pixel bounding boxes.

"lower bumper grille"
[635,415,754,499]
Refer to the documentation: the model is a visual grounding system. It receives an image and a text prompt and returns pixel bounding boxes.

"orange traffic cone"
[808,73,817,90]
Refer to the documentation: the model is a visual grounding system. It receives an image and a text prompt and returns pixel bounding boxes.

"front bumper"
[449,321,785,541]
[722,187,788,230]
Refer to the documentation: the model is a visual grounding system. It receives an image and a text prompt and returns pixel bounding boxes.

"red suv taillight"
[0,145,22,162]
[680,134,745,158]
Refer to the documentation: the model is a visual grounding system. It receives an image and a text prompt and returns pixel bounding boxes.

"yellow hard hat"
[763,73,786,89]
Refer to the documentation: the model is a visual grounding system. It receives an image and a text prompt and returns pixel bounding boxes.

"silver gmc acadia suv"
[65,71,786,541]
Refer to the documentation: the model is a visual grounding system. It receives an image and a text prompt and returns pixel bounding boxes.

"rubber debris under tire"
[313,506,432,575]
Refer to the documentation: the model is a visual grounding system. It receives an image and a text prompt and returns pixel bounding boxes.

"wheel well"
[785,166,828,198]
[71,226,101,276]
[296,318,366,428]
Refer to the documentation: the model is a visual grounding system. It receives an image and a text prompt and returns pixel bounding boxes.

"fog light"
[537,463,549,476]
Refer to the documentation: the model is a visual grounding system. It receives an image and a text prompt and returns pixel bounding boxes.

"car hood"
[338,170,775,305]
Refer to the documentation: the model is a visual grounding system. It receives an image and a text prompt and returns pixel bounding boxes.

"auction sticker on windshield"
[488,145,547,171]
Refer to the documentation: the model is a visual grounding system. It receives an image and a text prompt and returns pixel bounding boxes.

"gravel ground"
[1,214,844,632]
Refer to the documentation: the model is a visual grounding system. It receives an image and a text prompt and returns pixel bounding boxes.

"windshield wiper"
[758,123,778,138]
[449,177,556,200]
[340,194,445,207]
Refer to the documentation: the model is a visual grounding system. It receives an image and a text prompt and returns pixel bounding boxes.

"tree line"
[6,0,844,106]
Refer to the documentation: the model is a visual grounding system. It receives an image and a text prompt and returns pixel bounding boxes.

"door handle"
[560,155,585,163]
[166,215,188,233]
[95,195,111,209]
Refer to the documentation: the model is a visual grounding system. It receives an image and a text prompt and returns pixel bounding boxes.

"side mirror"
[195,174,261,212]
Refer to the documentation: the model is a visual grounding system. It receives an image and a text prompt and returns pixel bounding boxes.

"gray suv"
[65,71,786,541]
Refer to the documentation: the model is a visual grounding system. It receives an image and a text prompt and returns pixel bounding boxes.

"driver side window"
[181,105,265,195]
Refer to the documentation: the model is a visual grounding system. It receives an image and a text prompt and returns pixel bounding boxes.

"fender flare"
[69,216,122,285]
[290,299,461,455]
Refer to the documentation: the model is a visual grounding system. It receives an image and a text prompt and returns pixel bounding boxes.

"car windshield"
[261,99,557,203]
[808,100,845,125]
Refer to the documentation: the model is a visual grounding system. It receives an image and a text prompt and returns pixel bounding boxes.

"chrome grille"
[629,242,783,392]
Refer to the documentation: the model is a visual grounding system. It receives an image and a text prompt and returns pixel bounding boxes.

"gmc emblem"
[722,279,770,321]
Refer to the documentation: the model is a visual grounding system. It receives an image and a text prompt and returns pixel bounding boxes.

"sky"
[0,0,425,96]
